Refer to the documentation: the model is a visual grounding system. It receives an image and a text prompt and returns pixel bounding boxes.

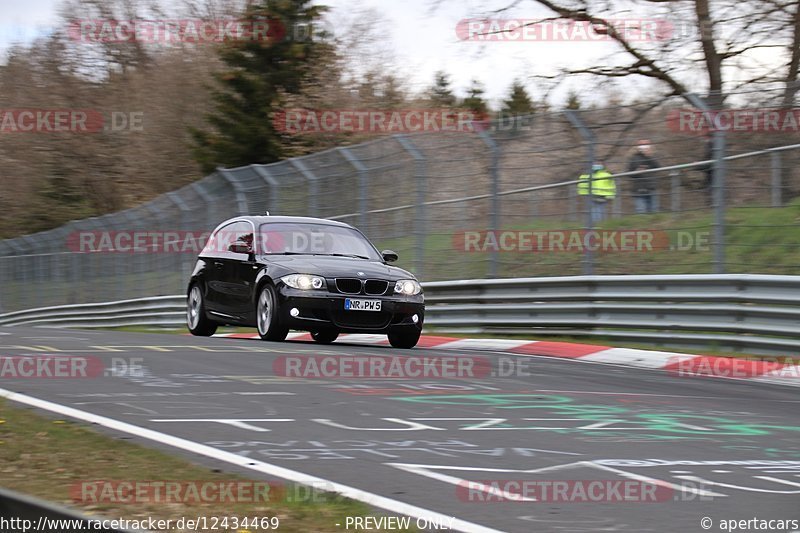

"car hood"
[260,255,416,280]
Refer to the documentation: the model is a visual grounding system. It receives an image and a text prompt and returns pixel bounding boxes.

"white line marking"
[0,387,501,533]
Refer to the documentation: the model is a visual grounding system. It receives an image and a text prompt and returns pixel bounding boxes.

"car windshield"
[258,222,381,261]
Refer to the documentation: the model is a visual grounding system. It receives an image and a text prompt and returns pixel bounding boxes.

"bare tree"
[473,0,800,107]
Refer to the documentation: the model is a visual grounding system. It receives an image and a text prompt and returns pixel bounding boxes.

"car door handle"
[213,261,224,269]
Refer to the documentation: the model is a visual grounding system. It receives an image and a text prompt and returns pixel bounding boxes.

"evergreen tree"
[191,0,329,173]
[501,80,535,115]
[565,90,582,110]
[461,79,488,115]
[429,70,456,107]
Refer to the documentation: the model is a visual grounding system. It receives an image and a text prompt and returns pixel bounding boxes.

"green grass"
[0,398,416,532]
[372,199,800,280]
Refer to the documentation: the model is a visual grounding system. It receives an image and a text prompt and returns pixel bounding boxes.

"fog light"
[411,314,419,323]
[290,308,300,317]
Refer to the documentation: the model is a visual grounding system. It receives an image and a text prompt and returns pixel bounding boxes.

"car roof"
[221,215,354,228]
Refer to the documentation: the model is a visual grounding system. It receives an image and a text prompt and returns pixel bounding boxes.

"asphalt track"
[1,326,799,533]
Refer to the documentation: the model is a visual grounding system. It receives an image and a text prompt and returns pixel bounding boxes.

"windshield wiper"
[326,253,370,259]
[265,251,311,255]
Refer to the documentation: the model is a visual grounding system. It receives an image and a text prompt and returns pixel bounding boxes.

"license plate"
[344,298,381,312]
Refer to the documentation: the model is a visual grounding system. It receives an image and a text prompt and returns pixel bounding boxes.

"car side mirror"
[229,242,252,255]
[382,249,398,263]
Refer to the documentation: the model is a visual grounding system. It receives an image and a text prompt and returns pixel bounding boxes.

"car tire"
[311,329,339,344]
[187,284,218,337]
[387,327,421,349]
[257,284,289,341]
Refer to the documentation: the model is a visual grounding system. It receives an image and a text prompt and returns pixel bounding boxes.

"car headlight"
[394,279,422,296]
[281,274,325,290]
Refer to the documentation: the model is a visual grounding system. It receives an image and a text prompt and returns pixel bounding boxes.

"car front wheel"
[257,284,289,341]
[187,284,217,337]
[387,327,421,349]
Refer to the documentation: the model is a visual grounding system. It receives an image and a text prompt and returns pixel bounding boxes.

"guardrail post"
[478,130,500,278]
[564,110,596,276]
[395,135,427,279]
[290,159,320,218]
[771,151,782,207]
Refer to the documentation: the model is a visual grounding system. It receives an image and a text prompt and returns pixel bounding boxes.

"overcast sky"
[0,0,662,107]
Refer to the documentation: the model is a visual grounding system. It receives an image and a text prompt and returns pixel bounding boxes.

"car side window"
[202,221,255,257]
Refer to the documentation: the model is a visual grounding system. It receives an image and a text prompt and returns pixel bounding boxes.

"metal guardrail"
[1,275,799,354]
[0,296,185,329]
[0,486,138,533]
[423,274,800,355]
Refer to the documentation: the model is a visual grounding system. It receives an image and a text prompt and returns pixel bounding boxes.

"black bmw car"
[186,215,424,348]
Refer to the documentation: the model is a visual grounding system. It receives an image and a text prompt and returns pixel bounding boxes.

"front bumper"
[276,286,424,333]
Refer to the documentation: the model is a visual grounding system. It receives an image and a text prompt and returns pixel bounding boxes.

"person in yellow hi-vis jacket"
[577,162,616,224]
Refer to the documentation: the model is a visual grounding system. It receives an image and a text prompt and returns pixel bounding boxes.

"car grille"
[364,280,389,296]
[335,278,390,295]
[335,278,362,294]
[331,311,392,329]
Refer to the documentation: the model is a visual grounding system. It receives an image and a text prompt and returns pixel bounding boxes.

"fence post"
[686,93,726,274]
[290,159,320,218]
[253,165,281,215]
[670,170,681,212]
[338,147,369,231]
[478,130,500,278]
[191,180,217,228]
[217,168,249,215]
[564,110,596,276]
[771,151,782,207]
[395,135,427,279]
[167,191,192,292]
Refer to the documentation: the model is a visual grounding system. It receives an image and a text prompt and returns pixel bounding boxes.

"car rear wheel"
[257,284,289,341]
[311,329,339,344]
[187,284,218,337]
[387,327,420,349]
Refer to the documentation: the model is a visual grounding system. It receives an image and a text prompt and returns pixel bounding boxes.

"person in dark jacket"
[627,139,660,214]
